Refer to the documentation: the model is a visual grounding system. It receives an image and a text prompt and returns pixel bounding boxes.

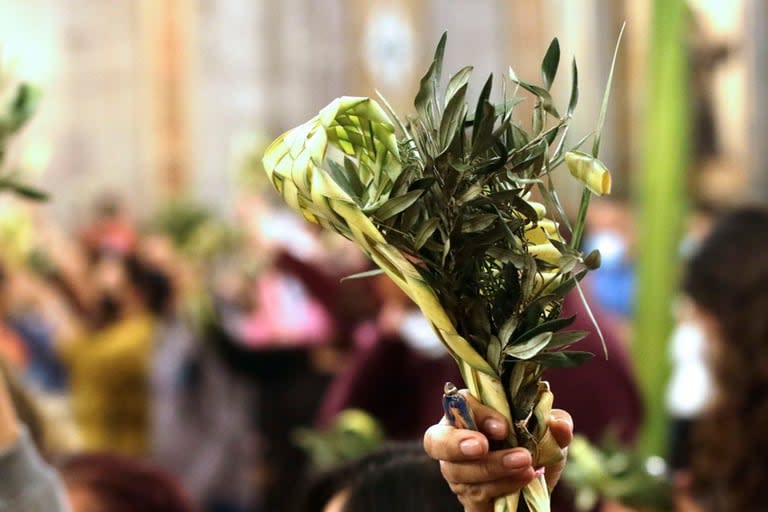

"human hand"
[423,390,573,512]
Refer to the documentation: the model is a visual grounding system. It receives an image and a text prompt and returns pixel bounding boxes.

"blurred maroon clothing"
[317,330,461,440]
[548,293,643,444]
[317,293,642,445]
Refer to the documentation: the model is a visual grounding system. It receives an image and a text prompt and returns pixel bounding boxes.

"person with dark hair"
[679,206,768,511]
[59,453,196,512]
[299,442,462,512]
[339,445,463,512]
[57,254,173,455]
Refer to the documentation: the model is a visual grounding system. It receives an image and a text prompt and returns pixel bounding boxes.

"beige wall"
[0,0,760,224]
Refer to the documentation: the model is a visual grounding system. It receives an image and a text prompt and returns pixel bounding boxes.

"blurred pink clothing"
[238,272,332,348]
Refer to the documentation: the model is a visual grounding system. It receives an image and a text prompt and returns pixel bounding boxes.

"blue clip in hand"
[442,382,478,431]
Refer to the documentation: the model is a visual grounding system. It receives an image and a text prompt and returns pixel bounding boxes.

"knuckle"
[451,482,489,503]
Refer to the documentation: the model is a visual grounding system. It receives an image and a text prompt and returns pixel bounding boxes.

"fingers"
[548,409,573,448]
[459,390,510,440]
[449,471,535,512]
[423,390,510,463]
[440,448,533,484]
[544,409,573,491]
[424,423,489,462]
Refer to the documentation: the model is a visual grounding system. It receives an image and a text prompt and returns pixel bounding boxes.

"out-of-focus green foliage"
[563,435,674,512]
[292,409,385,471]
[149,199,239,262]
[0,65,46,200]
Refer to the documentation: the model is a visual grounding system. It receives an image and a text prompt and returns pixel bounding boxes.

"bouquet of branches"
[262,31,622,511]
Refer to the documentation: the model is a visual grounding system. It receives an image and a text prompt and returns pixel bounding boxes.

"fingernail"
[534,467,546,477]
[459,438,484,456]
[483,418,506,437]
[502,450,531,469]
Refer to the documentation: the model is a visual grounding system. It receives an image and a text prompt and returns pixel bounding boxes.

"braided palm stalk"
[263,34,617,512]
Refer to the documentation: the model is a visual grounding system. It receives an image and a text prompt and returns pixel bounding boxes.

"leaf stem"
[569,188,591,250]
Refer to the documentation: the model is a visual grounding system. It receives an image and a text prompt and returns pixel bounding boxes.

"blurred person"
[423,392,573,512]
[316,275,460,440]
[79,194,138,259]
[58,254,172,456]
[0,354,197,512]
[59,453,196,512]
[583,199,635,329]
[666,203,718,472]
[318,278,642,445]
[299,442,462,512]
[678,207,768,511]
[151,309,260,512]
[339,447,462,512]
[4,269,68,392]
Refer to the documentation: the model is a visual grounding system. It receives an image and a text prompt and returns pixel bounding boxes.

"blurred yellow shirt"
[60,313,154,456]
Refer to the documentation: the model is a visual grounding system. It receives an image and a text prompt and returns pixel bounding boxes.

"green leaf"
[460,213,497,233]
[409,177,437,190]
[471,102,496,158]
[568,58,579,117]
[472,74,493,144]
[550,268,588,297]
[12,184,47,201]
[511,195,539,223]
[8,84,41,132]
[0,177,48,201]
[504,331,552,360]
[541,38,560,90]
[340,268,385,282]
[439,83,468,152]
[415,32,447,130]
[513,315,575,344]
[326,160,360,201]
[486,247,526,268]
[414,218,440,249]
[458,183,483,204]
[510,73,560,118]
[444,66,473,107]
[498,315,520,346]
[593,22,625,157]
[547,330,590,350]
[374,189,424,220]
[534,350,593,368]
[486,335,502,370]
[493,97,525,117]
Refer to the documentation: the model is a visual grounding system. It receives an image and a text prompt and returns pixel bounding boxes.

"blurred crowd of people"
[0,187,650,512]
[4,182,764,512]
